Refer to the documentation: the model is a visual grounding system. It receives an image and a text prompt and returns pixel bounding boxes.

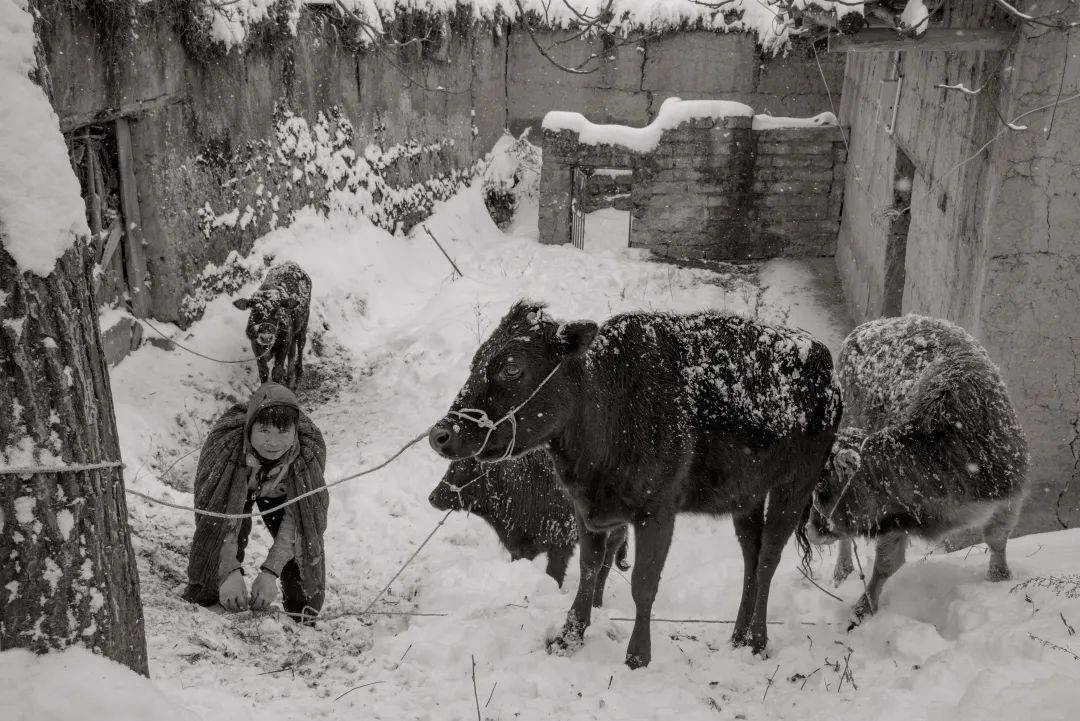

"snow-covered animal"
[233,262,311,389]
[429,452,629,598]
[429,300,842,667]
[805,315,1028,626]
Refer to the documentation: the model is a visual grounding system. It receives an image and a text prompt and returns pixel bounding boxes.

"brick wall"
[540,117,846,261]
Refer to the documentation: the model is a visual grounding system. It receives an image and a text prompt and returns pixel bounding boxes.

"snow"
[544,97,754,153]
[0,0,88,277]
[205,1,865,54]
[900,0,930,35]
[29,172,1064,720]
[752,111,839,130]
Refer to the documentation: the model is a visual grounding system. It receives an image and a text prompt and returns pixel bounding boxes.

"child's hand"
[219,569,249,612]
[250,570,279,611]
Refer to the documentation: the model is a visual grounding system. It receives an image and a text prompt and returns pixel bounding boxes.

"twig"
[762,664,780,702]
[399,643,413,664]
[798,565,846,603]
[1062,612,1077,637]
[471,655,482,721]
[422,225,465,278]
[799,666,822,690]
[485,681,498,708]
[335,680,384,702]
[1029,633,1080,662]
[851,540,870,602]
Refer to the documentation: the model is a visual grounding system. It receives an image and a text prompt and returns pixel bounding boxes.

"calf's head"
[428,301,597,462]
[428,458,494,512]
[233,290,299,349]
[806,427,867,543]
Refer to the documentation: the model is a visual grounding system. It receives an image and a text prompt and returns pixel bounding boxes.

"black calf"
[233,261,311,388]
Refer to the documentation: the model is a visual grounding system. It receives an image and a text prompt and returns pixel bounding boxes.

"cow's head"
[806,426,866,544]
[428,300,597,461]
[428,458,494,513]
[234,290,299,349]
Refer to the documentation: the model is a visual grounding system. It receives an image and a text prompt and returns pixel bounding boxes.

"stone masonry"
[540,115,846,261]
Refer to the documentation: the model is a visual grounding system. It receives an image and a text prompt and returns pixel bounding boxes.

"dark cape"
[182,384,328,606]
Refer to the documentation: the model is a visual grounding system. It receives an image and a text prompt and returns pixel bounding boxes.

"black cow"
[428,453,629,601]
[429,301,842,667]
[806,315,1029,627]
[233,261,311,388]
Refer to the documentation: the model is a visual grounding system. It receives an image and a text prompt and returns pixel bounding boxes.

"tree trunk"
[0,238,149,676]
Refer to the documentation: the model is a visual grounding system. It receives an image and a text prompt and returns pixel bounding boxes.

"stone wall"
[540,115,846,261]
[507,31,846,134]
[38,4,507,323]
[835,0,1080,534]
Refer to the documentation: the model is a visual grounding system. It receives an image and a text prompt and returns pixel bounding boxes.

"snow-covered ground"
[6,178,1079,721]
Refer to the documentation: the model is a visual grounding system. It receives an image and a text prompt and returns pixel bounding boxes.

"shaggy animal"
[805,315,1028,626]
[428,453,629,600]
[429,301,842,667]
[233,262,312,388]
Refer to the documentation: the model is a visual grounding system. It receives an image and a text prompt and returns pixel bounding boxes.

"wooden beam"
[59,93,181,133]
[114,118,151,318]
[828,28,1014,53]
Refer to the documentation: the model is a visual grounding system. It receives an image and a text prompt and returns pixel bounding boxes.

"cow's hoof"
[546,623,585,657]
[832,560,854,588]
[625,652,650,669]
[986,565,1011,582]
[847,597,874,631]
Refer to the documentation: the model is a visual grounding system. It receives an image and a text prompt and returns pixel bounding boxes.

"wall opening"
[882,145,914,316]
[571,167,632,252]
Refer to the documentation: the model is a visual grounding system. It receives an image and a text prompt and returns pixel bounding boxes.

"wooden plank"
[114,118,151,317]
[828,28,1014,53]
[59,93,181,133]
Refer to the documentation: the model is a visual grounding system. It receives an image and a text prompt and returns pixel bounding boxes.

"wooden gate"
[65,118,150,364]
[570,167,586,250]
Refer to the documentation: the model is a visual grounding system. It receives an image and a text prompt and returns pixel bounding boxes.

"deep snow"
[6,175,1080,721]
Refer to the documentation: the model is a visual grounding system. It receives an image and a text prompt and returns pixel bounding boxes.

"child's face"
[250,422,296,460]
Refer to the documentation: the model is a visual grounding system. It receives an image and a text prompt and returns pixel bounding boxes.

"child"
[183,382,328,622]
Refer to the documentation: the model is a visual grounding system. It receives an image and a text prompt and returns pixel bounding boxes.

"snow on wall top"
[208,0,865,55]
[0,0,89,277]
[543,99,839,152]
[543,97,755,152]
[751,111,838,130]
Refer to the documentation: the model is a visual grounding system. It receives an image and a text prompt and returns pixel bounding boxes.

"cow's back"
[837,315,993,431]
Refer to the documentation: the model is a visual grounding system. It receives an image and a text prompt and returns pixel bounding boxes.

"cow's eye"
[500,362,522,381]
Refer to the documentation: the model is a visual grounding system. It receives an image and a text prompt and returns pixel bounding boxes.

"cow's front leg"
[547,513,607,657]
[625,512,675,669]
[270,343,288,384]
[255,347,270,384]
[283,329,297,388]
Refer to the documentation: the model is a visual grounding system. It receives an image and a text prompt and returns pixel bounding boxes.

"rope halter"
[448,361,564,462]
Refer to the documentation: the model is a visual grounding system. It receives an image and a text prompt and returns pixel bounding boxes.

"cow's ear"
[233,298,251,310]
[280,297,299,309]
[556,321,598,358]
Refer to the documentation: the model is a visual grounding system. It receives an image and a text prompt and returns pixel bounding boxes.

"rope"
[450,361,564,462]
[139,317,273,365]
[127,431,428,520]
[0,460,124,475]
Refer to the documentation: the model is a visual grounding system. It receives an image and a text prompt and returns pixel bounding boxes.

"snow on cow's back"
[590,311,841,441]
[838,314,996,430]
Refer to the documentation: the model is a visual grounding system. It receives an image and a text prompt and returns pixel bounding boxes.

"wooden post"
[114,118,151,317]
[1,240,149,676]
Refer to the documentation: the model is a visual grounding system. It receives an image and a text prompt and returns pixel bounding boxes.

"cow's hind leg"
[849,533,907,629]
[547,514,607,656]
[294,328,308,386]
[744,488,806,654]
[593,526,627,608]
[625,511,675,669]
[545,546,573,588]
[983,501,1020,582]
[833,538,854,587]
[731,502,764,647]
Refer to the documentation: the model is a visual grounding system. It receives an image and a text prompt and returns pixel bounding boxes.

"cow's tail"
[615,535,631,571]
[794,501,815,578]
